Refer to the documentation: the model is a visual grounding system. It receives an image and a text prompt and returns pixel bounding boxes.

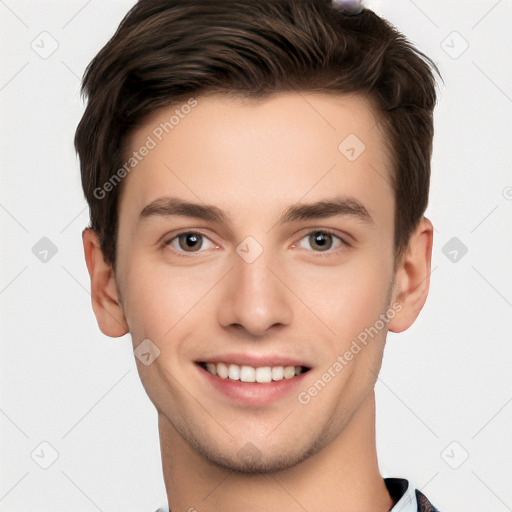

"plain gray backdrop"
[1,0,511,511]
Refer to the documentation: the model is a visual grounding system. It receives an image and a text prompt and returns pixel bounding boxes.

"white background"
[1,1,511,511]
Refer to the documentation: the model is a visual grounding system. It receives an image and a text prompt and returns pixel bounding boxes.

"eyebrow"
[279,197,373,225]
[139,197,230,224]
[138,196,373,226]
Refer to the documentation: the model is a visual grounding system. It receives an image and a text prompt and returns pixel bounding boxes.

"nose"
[217,250,294,337]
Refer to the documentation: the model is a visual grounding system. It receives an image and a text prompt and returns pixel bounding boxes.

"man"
[75,0,441,510]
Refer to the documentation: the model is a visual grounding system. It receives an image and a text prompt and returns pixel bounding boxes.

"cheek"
[336,274,391,341]
[284,250,393,343]
[120,255,224,342]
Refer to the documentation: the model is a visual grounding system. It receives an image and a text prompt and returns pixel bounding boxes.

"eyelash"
[163,229,351,258]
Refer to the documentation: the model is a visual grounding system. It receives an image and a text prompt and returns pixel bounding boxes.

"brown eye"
[308,232,334,252]
[178,233,203,252]
[166,232,217,255]
[294,230,347,254]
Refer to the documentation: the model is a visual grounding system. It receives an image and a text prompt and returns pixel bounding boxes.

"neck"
[159,392,393,512]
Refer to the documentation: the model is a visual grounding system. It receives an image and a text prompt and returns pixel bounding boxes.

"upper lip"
[196,353,311,368]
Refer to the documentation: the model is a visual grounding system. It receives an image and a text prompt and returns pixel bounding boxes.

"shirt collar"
[385,478,417,512]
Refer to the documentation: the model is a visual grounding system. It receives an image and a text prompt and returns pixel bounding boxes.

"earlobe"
[388,217,433,333]
[82,228,129,338]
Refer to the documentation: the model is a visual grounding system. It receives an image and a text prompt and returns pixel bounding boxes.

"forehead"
[118,92,394,228]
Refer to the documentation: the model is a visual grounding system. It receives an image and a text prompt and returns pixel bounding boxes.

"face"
[114,92,398,472]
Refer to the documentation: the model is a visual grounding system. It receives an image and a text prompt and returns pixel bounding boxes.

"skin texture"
[83,93,433,512]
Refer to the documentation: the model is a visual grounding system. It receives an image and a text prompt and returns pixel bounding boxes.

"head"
[76,0,438,474]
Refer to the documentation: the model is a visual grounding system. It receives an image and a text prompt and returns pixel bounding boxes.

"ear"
[82,228,129,337]
[388,217,433,333]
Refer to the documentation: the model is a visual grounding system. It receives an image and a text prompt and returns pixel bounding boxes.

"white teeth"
[240,365,255,383]
[228,364,240,380]
[255,366,272,383]
[283,366,295,379]
[272,366,284,381]
[206,363,217,376]
[204,362,305,382]
[217,362,229,379]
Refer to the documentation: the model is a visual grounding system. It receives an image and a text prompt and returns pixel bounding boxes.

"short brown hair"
[75,0,439,268]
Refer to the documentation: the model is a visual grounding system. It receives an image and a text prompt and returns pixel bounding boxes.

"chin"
[189,434,322,475]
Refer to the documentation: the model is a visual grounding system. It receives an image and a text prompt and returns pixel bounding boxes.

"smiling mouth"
[197,362,310,383]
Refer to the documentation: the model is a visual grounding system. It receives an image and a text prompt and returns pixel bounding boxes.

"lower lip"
[196,364,309,406]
